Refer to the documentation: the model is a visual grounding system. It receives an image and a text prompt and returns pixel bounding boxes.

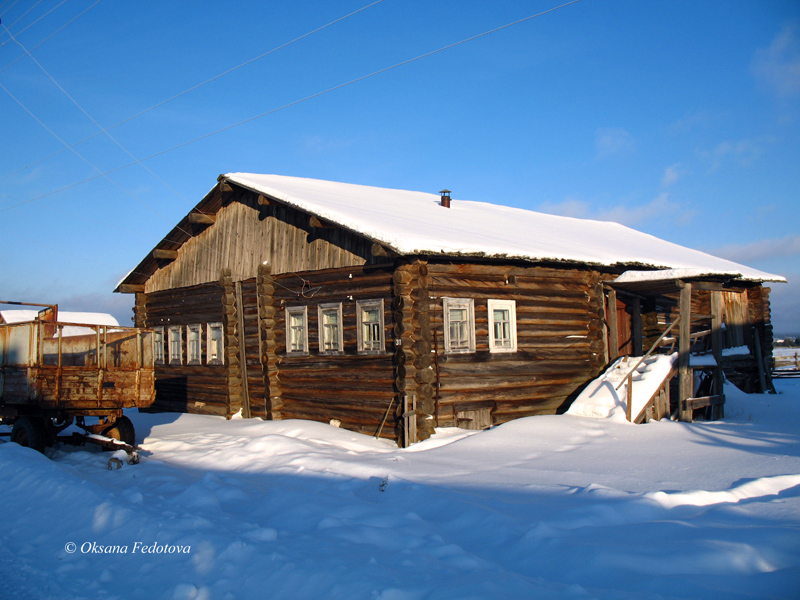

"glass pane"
[322,309,339,351]
[208,324,223,362]
[450,308,466,322]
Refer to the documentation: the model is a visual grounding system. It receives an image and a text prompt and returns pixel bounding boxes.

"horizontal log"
[309,215,336,229]
[683,395,725,410]
[117,284,145,294]
[152,249,179,260]
[425,263,592,281]
[188,212,216,225]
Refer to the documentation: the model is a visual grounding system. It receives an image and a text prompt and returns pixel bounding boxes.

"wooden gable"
[135,184,383,294]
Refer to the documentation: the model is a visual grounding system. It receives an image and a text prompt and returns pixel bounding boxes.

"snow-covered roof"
[0,310,118,327]
[0,310,120,337]
[226,174,784,283]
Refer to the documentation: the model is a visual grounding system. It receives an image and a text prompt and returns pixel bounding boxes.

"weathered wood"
[117,284,145,294]
[144,193,380,293]
[678,282,693,421]
[683,395,725,410]
[309,215,335,229]
[188,212,216,224]
[152,249,179,260]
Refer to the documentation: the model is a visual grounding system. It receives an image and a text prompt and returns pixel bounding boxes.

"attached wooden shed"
[115,173,784,445]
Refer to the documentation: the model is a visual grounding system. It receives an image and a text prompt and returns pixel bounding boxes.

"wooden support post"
[257,262,282,420]
[220,269,243,417]
[678,281,693,422]
[710,291,725,420]
[235,281,251,419]
[607,288,619,362]
[631,298,643,356]
[753,328,768,394]
[133,292,147,328]
[626,373,633,422]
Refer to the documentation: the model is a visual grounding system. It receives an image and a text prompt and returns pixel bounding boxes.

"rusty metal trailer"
[0,302,155,456]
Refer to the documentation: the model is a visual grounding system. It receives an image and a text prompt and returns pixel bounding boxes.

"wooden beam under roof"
[309,215,335,229]
[117,284,145,294]
[152,249,178,260]
[188,212,216,225]
[371,243,399,258]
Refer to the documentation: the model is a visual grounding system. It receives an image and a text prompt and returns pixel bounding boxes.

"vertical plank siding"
[144,190,378,293]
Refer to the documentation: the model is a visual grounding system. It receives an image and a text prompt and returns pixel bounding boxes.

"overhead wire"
[0,0,101,61]
[0,0,384,184]
[0,0,20,18]
[0,1,390,288]
[2,0,43,33]
[1,0,584,215]
[1,0,584,298]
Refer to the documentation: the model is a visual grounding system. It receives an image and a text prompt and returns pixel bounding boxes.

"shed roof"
[116,173,785,290]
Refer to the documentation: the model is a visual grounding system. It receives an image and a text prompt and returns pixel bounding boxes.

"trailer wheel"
[103,416,135,446]
[11,417,47,453]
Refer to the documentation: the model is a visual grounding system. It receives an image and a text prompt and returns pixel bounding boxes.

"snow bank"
[1,380,799,599]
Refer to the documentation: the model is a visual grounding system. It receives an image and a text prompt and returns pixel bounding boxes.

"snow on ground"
[2,382,800,600]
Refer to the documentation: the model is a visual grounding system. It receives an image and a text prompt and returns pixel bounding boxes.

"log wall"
[425,263,604,427]
[142,281,229,415]
[270,265,397,438]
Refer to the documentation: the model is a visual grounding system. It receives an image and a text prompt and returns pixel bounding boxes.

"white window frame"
[286,306,309,355]
[318,303,344,354]
[487,299,517,353]
[206,322,224,365]
[187,324,202,365]
[167,325,183,365]
[356,299,385,354]
[153,326,165,365]
[443,298,476,354]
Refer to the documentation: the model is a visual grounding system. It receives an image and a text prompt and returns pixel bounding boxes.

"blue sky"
[1,0,798,332]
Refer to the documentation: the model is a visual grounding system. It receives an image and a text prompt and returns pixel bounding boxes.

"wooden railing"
[614,316,681,422]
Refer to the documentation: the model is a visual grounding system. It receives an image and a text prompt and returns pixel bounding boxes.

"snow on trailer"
[0,301,155,460]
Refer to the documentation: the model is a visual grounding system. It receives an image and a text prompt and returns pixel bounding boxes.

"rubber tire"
[103,415,136,446]
[10,417,48,453]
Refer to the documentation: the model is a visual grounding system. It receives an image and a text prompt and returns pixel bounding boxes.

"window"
[207,322,224,365]
[318,303,343,354]
[286,306,309,354]
[487,299,517,352]
[168,325,182,365]
[357,299,384,353]
[443,298,475,353]
[187,324,202,365]
[153,327,165,365]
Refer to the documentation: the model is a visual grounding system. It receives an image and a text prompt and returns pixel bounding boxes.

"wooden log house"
[115,173,784,445]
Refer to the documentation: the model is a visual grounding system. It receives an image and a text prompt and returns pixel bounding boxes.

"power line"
[0,0,383,185]
[1,20,192,205]
[0,0,20,18]
[0,0,104,63]
[2,0,44,32]
[1,0,584,214]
